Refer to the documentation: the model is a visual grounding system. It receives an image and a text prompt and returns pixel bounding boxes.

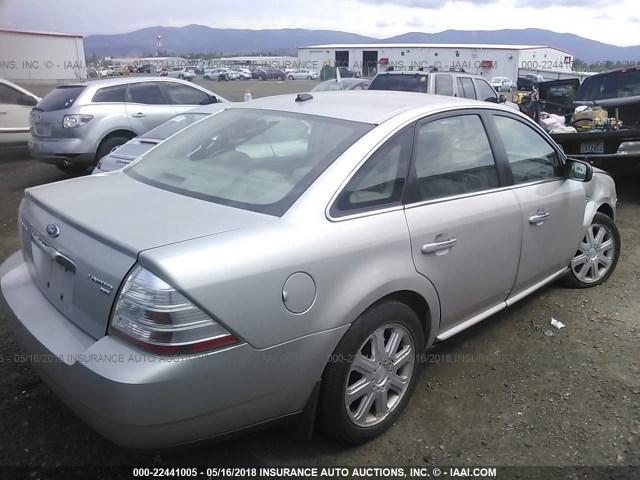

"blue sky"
[1,0,638,46]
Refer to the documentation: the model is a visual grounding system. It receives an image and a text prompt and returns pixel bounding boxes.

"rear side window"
[331,127,412,216]
[36,85,85,111]
[457,77,476,99]
[434,74,454,96]
[92,85,127,103]
[159,83,214,105]
[369,74,428,93]
[126,82,166,105]
[474,79,498,102]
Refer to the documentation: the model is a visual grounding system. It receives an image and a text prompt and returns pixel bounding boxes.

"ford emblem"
[46,224,60,238]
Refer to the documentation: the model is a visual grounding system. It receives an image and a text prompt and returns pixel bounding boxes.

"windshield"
[577,70,640,101]
[142,112,210,140]
[127,109,373,216]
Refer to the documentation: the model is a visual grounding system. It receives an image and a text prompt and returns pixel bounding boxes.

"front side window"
[126,82,166,105]
[493,115,563,183]
[127,109,373,216]
[331,127,412,217]
[474,78,498,102]
[410,114,499,202]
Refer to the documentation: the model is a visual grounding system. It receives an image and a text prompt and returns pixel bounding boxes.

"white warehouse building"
[297,43,574,80]
[0,28,86,83]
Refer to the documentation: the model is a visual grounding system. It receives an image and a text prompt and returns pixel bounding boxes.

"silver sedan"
[0,91,619,448]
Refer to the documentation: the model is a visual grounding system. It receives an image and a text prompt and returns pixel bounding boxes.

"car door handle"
[529,212,551,225]
[131,113,146,118]
[421,237,457,254]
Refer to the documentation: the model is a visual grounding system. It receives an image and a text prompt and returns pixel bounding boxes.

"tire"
[204,75,210,80]
[178,74,184,79]
[307,75,312,80]
[563,212,620,288]
[288,75,294,80]
[259,75,266,81]
[318,301,424,444]
[95,136,131,164]
[277,75,284,81]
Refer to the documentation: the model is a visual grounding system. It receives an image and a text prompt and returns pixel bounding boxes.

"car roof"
[230,90,496,124]
[61,77,200,88]
[375,70,482,77]
[319,78,367,85]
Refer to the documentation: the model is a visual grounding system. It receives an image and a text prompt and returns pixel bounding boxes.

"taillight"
[109,266,238,354]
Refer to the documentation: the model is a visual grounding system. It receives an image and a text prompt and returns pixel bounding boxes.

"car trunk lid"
[19,172,275,339]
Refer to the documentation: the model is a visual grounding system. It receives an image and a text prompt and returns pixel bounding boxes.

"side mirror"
[498,94,507,104]
[17,94,38,107]
[566,158,593,182]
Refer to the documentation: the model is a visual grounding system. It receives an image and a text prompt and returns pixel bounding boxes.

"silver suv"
[28,77,226,172]
[369,69,517,109]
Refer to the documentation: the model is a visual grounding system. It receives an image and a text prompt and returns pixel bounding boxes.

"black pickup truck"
[533,66,640,167]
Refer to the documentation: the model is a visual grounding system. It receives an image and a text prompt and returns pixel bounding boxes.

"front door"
[125,81,177,135]
[490,113,586,297]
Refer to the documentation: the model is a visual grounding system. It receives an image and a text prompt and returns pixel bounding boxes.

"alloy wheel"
[571,223,616,283]
[344,323,415,427]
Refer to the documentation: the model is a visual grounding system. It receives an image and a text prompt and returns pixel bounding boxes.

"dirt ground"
[0,80,638,477]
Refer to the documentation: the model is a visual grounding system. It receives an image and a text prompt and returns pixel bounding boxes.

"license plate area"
[31,240,74,310]
[580,141,604,154]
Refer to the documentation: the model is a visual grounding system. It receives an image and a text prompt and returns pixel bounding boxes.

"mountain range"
[84,25,640,64]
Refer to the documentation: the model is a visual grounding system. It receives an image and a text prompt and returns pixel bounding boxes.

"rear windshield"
[142,112,210,140]
[577,70,640,101]
[127,109,373,216]
[36,85,85,111]
[369,74,428,93]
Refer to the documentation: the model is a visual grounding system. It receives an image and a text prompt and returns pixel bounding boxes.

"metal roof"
[300,43,559,51]
[0,27,83,38]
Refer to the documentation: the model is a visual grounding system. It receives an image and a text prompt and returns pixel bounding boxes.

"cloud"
[358,0,496,7]
[376,21,392,27]
[405,17,425,27]
[630,16,640,23]
[514,0,615,6]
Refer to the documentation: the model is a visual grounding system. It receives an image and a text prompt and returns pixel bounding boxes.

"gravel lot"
[0,79,638,476]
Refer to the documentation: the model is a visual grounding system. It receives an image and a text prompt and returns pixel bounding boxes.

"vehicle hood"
[24,172,276,256]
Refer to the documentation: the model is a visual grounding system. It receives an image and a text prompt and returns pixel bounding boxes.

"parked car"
[368,69,519,110]
[28,77,227,173]
[203,68,238,81]
[288,69,318,80]
[337,66,361,78]
[160,67,168,76]
[98,67,109,77]
[0,78,40,146]
[1,91,619,448]
[311,78,370,91]
[136,64,153,74]
[166,67,196,81]
[517,76,537,91]
[252,68,286,81]
[489,76,514,92]
[92,103,227,174]
[232,68,252,80]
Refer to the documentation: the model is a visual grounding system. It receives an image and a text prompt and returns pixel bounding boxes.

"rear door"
[125,81,177,135]
[488,112,585,298]
[403,111,522,333]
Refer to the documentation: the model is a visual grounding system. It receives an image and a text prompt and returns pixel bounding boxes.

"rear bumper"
[0,251,345,448]
[28,137,95,165]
